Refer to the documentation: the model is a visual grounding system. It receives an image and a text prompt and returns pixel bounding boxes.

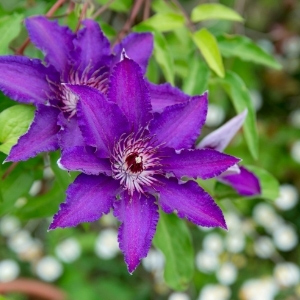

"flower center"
[125,153,143,173]
[48,65,109,119]
[111,133,162,195]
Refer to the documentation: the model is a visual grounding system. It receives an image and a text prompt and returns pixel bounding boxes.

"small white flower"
[206,104,225,127]
[289,109,300,129]
[95,228,119,260]
[252,203,283,233]
[291,140,300,163]
[168,292,190,300]
[8,230,34,253]
[29,180,42,196]
[240,277,278,300]
[216,262,237,285]
[198,284,231,300]
[203,233,224,255]
[273,224,298,251]
[35,256,63,282]
[275,184,298,211]
[225,232,245,253]
[0,259,20,282]
[142,249,164,272]
[254,236,275,259]
[55,238,81,263]
[195,251,219,273]
[0,215,20,237]
[274,262,300,287]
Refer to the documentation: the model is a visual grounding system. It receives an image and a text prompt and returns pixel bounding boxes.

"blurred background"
[0,0,299,299]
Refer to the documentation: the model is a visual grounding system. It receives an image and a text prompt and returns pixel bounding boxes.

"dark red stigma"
[125,153,143,173]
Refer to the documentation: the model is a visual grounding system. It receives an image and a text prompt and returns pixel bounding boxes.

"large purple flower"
[0,16,153,161]
[49,57,240,273]
[197,110,261,196]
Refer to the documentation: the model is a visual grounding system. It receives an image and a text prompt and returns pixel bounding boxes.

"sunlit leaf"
[153,212,194,291]
[217,34,282,69]
[0,13,23,54]
[136,12,185,32]
[193,29,224,78]
[96,0,132,12]
[246,166,279,200]
[0,105,35,154]
[216,71,258,159]
[191,3,243,23]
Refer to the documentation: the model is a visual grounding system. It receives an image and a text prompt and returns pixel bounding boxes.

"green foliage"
[0,104,35,154]
[246,165,280,200]
[193,29,225,78]
[217,34,282,69]
[137,13,185,32]
[191,3,244,23]
[153,212,194,291]
[0,13,23,54]
[217,71,259,160]
[95,0,133,12]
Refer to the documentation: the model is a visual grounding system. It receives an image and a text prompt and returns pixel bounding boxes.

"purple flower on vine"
[0,16,153,161]
[49,56,240,273]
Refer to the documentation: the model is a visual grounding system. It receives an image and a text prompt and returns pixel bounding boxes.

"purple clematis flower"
[0,16,153,162]
[197,110,261,196]
[49,56,240,273]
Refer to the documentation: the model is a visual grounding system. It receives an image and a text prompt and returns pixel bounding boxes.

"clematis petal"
[49,174,119,229]
[74,20,111,73]
[113,32,153,74]
[57,113,85,149]
[160,148,240,180]
[149,93,208,149]
[59,146,112,176]
[66,84,129,155]
[219,166,261,196]
[108,57,152,130]
[6,105,60,162]
[197,109,248,151]
[158,177,227,229]
[147,82,190,113]
[114,192,159,273]
[25,16,74,73]
[0,56,56,105]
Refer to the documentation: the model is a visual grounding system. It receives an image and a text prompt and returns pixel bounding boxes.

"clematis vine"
[0,16,153,161]
[49,57,240,273]
[197,110,261,196]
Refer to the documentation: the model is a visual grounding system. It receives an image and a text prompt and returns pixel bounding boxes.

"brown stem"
[171,0,196,32]
[92,0,115,19]
[2,162,18,180]
[15,0,68,55]
[143,0,151,21]
[0,278,66,300]
[75,1,90,32]
[113,0,145,47]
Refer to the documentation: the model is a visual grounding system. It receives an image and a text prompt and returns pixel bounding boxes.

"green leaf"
[191,4,243,23]
[246,166,279,200]
[0,104,35,154]
[95,0,132,12]
[136,13,185,32]
[217,34,282,69]
[151,0,178,14]
[153,31,175,85]
[217,71,258,159]
[0,13,23,54]
[182,57,210,95]
[192,29,224,78]
[153,212,194,291]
